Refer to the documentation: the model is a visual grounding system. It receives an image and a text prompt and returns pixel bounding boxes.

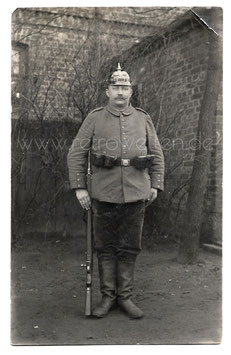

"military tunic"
[67,104,164,203]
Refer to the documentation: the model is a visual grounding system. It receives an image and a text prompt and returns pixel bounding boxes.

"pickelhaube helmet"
[107,63,132,86]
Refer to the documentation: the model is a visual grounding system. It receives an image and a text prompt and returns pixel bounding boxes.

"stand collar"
[106,104,134,116]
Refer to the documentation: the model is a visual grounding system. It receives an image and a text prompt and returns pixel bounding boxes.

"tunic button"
[122,126,124,129]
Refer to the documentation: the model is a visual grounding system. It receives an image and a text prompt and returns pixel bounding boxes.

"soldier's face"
[106,85,132,109]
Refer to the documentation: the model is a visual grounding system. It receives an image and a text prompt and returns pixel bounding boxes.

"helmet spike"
[117,63,122,71]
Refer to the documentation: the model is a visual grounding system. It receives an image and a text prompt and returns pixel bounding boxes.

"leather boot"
[92,256,117,318]
[117,259,144,319]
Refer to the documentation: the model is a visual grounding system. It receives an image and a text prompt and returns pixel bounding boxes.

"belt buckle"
[121,158,130,166]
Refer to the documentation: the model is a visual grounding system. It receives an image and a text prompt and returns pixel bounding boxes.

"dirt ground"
[11,234,222,345]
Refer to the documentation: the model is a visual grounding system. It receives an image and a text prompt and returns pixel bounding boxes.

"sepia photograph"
[10,4,223,346]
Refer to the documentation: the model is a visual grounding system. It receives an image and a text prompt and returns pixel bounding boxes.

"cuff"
[150,173,164,192]
[69,172,86,189]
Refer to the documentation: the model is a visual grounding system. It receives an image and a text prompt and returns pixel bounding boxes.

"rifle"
[81,151,93,316]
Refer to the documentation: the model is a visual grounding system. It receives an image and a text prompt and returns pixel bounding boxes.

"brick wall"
[12,8,164,121]
[30,7,189,27]
[12,8,192,121]
[122,14,222,243]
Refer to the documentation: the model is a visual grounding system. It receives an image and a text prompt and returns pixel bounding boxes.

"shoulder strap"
[89,107,104,114]
[136,107,149,115]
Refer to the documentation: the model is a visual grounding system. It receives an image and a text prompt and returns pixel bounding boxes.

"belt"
[114,158,135,167]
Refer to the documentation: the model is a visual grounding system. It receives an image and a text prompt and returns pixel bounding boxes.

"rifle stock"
[84,207,93,316]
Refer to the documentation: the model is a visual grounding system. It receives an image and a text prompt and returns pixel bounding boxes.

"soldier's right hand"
[75,189,91,210]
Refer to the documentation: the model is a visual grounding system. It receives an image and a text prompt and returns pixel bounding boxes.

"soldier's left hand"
[146,188,158,207]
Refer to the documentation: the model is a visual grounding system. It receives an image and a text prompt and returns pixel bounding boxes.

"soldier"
[67,63,164,319]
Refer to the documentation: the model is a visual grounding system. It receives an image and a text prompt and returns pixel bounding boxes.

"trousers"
[92,199,146,262]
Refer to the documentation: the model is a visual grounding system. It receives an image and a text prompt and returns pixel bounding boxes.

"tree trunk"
[178,8,222,264]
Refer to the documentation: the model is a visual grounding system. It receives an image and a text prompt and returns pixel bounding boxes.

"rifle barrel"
[84,151,93,316]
